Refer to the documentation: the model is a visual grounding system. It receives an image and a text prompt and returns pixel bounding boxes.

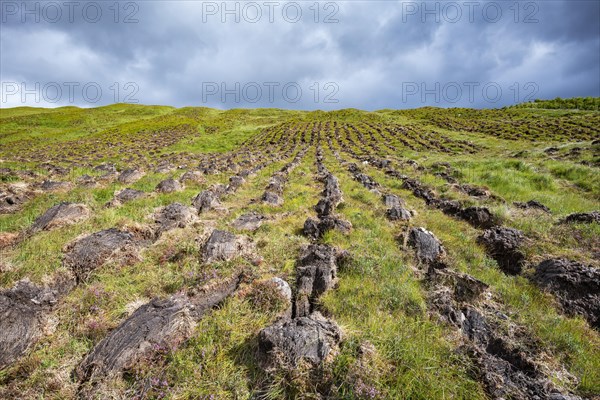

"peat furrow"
[192,133,305,215]
[194,147,267,176]
[334,125,360,159]
[192,146,296,231]
[194,124,302,177]
[1,202,91,250]
[342,151,598,330]
[357,123,387,154]
[435,131,481,153]
[404,126,438,151]
[339,126,495,202]
[346,124,384,155]
[0,275,74,369]
[192,158,275,215]
[344,158,583,398]
[242,122,289,150]
[341,126,368,157]
[257,150,348,391]
[1,226,148,369]
[270,123,300,156]
[417,160,504,202]
[232,147,309,232]
[359,154,503,230]
[0,167,89,217]
[421,112,600,142]
[257,244,345,370]
[405,126,446,152]
[0,197,205,370]
[340,157,415,223]
[75,270,245,397]
[0,158,269,369]
[404,229,583,400]
[343,124,390,158]
[4,127,276,196]
[394,157,599,329]
[261,148,308,207]
[361,122,400,154]
[302,148,352,240]
[336,120,492,199]
[8,125,197,168]
[74,193,265,394]
[334,145,414,225]
[382,125,418,151]
[361,155,529,275]
[327,133,344,164]
[331,150,581,398]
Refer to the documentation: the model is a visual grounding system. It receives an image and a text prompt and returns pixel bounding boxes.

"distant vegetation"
[511,97,600,111]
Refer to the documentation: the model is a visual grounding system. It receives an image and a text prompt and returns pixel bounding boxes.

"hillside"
[0,102,599,399]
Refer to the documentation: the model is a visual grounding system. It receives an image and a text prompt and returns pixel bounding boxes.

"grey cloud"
[1,0,598,109]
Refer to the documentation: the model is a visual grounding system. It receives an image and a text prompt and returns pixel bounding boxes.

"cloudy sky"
[1,0,599,109]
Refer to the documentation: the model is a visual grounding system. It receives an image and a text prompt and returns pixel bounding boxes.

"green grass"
[1,100,599,399]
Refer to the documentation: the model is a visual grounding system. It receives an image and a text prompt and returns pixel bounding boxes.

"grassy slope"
[0,102,599,399]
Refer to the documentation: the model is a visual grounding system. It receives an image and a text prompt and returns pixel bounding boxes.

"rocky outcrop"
[63,228,142,283]
[258,312,342,367]
[407,227,446,268]
[27,202,90,235]
[106,188,145,207]
[294,244,340,318]
[201,229,254,264]
[514,200,551,213]
[153,203,196,236]
[76,273,242,388]
[532,258,600,329]
[231,212,265,232]
[478,227,526,275]
[561,211,600,224]
[0,277,74,369]
[155,178,183,193]
[192,189,221,214]
[117,169,144,184]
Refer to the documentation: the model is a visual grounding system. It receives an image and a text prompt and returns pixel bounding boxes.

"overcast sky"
[1,0,599,110]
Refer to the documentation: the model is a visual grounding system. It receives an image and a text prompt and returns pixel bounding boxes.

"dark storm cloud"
[1,0,598,109]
